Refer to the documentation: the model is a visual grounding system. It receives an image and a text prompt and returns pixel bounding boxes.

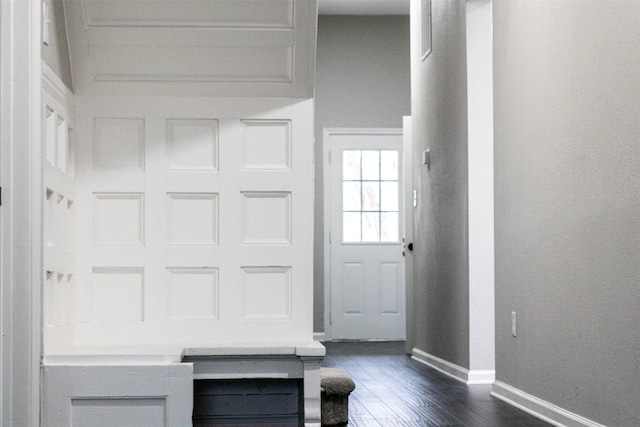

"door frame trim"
[402,116,414,353]
[322,127,403,341]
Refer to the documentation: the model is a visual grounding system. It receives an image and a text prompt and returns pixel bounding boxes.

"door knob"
[403,242,413,256]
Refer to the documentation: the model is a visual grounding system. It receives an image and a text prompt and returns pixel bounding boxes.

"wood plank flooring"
[321,341,551,427]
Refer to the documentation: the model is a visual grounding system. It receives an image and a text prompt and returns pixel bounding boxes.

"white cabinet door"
[327,129,406,340]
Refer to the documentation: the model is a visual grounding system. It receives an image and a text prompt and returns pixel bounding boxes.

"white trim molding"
[467,369,496,385]
[1,0,44,425]
[412,348,495,385]
[491,381,606,427]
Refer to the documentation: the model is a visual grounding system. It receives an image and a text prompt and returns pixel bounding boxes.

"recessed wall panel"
[66,199,75,251]
[45,271,56,327]
[241,192,291,244]
[168,268,218,320]
[92,46,293,83]
[45,189,55,246]
[380,262,400,314]
[93,118,144,170]
[45,108,57,166]
[92,267,144,322]
[242,267,291,320]
[84,0,294,28]
[54,273,66,325]
[67,128,76,178]
[241,120,291,170]
[57,117,68,172]
[71,398,166,427]
[167,119,218,170]
[342,263,365,315]
[94,193,144,245]
[65,274,75,325]
[54,194,66,251]
[167,193,218,245]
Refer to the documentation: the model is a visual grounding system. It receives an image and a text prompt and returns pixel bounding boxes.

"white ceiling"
[318,0,409,15]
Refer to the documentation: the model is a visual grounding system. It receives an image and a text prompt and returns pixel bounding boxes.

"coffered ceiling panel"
[65,0,317,97]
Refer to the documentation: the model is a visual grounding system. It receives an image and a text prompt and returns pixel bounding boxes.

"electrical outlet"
[511,311,517,337]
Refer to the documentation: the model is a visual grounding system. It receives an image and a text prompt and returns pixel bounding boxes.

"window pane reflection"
[381,150,398,180]
[343,182,361,211]
[362,212,380,242]
[381,212,399,242]
[381,182,398,211]
[343,151,361,180]
[362,181,379,211]
[361,151,380,180]
[343,212,361,242]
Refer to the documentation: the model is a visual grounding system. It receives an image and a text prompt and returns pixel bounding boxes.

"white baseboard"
[411,348,494,385]
[313,332,326,342]
[467,369,496,384]
[491,381,605,427]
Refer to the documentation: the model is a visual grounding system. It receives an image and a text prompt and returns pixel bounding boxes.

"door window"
[342,150,399,243]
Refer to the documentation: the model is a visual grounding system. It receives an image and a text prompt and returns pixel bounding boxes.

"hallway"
[322,342,550,426]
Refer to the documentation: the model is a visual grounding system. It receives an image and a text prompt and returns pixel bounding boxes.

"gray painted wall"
[493,1,640,425]
[313,15,411,332]
[409,0,469,367]
[41,0,73,90]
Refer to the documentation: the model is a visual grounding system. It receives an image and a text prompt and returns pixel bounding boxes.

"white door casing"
[324,128,406,340]
[403,116,415,352]
[1,0,43,424]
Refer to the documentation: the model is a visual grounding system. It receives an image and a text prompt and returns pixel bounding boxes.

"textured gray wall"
[41,0,73,90]
[409,0,469,367]
[313,16,411,332]
[494,1,640,425]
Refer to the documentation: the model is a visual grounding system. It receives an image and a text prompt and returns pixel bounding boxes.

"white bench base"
[43,342,325,427]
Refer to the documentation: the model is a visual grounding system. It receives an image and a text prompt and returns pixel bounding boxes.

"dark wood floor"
[322,341,551,427]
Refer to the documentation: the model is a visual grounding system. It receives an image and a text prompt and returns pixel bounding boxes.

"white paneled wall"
[43,66,76,352]
[39,2,320,424]
[71,97,314,347]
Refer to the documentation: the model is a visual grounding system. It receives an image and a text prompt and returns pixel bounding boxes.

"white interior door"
[326,128,405,340]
